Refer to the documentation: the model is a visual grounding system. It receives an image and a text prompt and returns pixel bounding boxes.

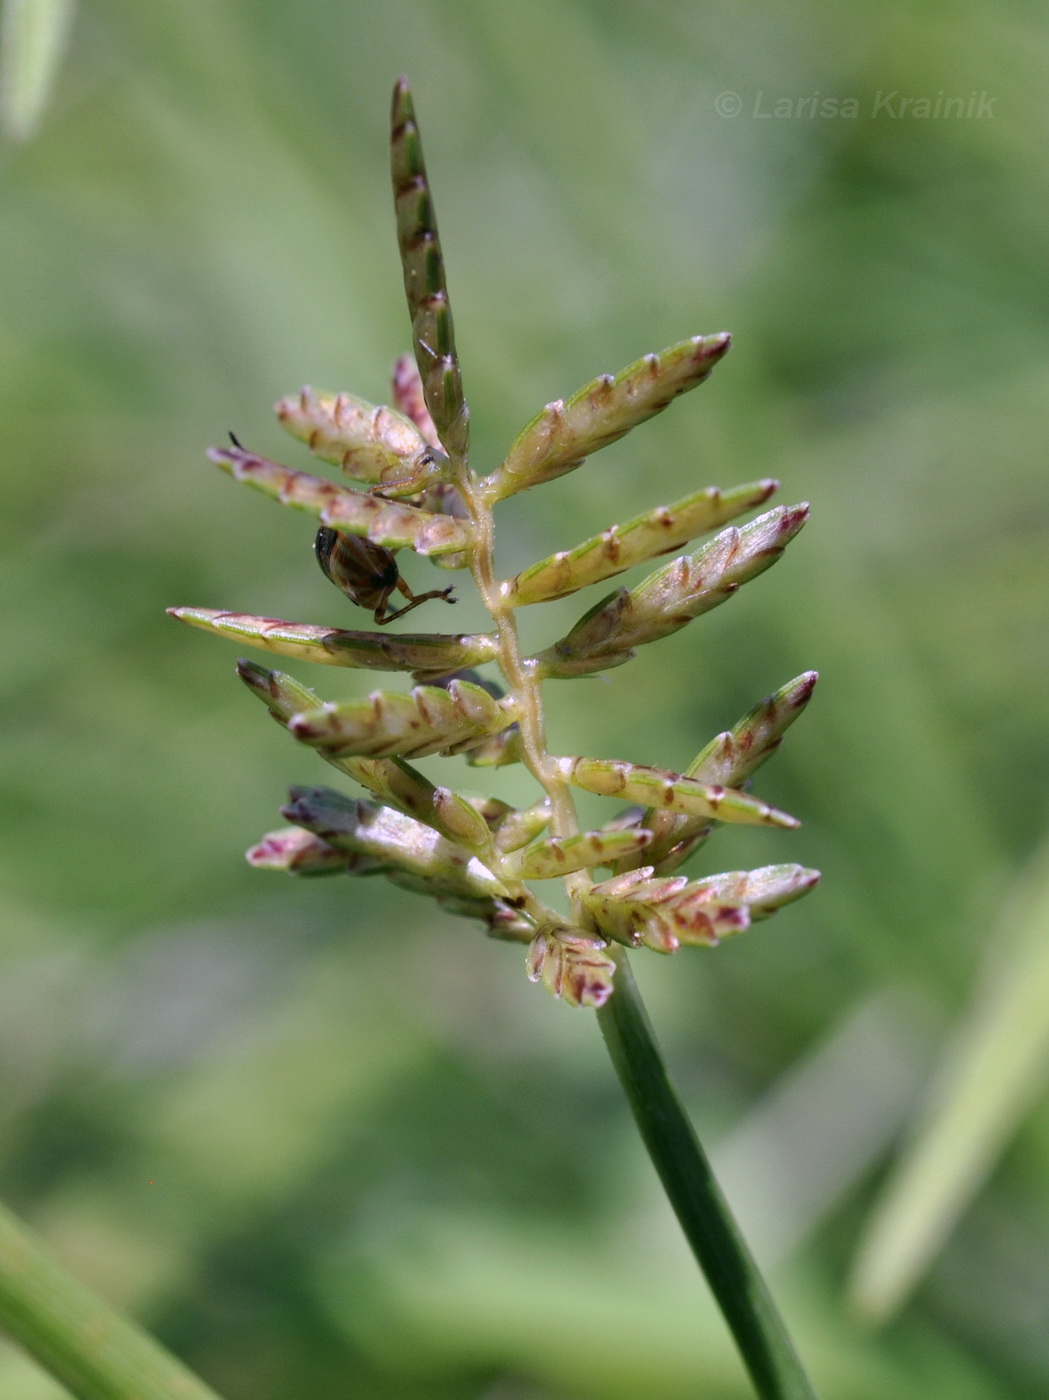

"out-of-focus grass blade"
[0,0,73,141]
[850,832,1049,1321]
[712,995,931,1268]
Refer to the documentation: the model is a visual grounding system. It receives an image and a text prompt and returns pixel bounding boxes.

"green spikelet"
[282,786,505,899]
[288,681,517,760]
[168,608,495,678]
[391,78,469,460]
[275,385,451,496]
[500,479,779,607]
[504,827,654,881]
[483,335,732,502]
[618,671,820,875]
[553,755,799,829]
[210,443,474,557]
[536,505,809,677]
[526,926,616,1008]
[585,864,820,954]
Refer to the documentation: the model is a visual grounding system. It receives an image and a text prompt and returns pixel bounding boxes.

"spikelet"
[483,335,732,502]
[617,672,820,876]
[391,354,441,446]
[584,864,821,954]
[391,78,469,460]
[275,385,450,496]
[488,798,552,853]
[288,681,517,761]
[503,827,654,881]
[235,661,491,853]
[553,755,799,829]
[282,786,506,900]
[246,827,370,876]
[500,480,778,607]
[536,505,809,677]
[526,926,616,1008]
[168,608,495,678]
[209,443,474,557]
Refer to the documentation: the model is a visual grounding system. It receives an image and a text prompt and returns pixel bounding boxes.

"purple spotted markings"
[584,864,821,955]
[527,926,617,1008]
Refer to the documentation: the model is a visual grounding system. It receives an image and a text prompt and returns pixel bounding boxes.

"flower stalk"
[598,953,818,1400]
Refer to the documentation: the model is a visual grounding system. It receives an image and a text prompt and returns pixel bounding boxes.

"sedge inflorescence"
[170,79,819,1010]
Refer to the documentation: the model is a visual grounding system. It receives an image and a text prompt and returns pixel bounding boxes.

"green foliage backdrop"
[0,1,1047,1396]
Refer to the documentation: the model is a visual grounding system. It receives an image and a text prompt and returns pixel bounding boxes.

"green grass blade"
[0,1198,224,1400]
[0,0,73,141]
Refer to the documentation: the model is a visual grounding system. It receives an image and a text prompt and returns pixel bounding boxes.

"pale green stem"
[0,1199,225,1400]
[457,471,581,851]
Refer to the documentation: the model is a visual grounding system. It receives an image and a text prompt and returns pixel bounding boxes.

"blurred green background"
[1,1,1048,1396]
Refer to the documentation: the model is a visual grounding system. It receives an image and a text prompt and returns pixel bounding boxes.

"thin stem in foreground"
[0,1200,225,1400]
[597,949,819,1400]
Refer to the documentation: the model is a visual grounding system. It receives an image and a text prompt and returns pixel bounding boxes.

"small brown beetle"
[314,525,456,625]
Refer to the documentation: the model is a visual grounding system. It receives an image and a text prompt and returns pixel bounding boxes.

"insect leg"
[375,578,457,625]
